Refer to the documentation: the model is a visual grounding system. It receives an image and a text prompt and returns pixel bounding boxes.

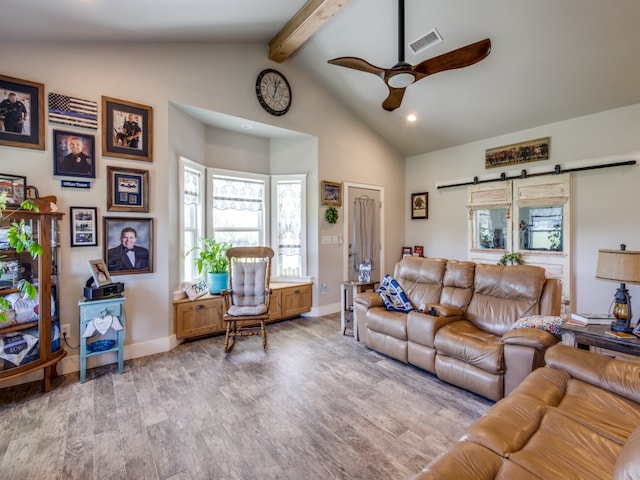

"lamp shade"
[596,249,640,284]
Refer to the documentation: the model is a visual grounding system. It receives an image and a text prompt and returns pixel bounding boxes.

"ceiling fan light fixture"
[388,72,415,88]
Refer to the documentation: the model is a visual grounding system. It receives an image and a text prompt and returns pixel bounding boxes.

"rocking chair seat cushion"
[227,304,269,317]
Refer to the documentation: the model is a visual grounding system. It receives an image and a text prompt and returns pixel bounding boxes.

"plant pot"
[208,272,229,295]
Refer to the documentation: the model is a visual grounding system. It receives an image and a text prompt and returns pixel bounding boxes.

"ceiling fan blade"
[328,57,386,79]
[382,86,406,111]
[412,38,491,78]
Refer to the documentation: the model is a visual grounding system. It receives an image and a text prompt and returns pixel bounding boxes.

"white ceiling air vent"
[409,28,442,54]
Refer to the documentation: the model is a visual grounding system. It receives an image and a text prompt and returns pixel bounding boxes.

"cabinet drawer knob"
[294,289,300,294]
[195,304,205,310]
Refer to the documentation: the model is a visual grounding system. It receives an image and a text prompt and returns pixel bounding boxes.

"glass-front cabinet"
[0,211,65,392]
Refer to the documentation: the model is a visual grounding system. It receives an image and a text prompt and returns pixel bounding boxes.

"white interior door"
[344,184,383,283]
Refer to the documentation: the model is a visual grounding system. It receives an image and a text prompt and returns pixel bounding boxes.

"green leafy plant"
[190,238,232,274]
[325,206,339,224]
[0,193,40,323]
[548,223,561,251]
[498,252,524,266]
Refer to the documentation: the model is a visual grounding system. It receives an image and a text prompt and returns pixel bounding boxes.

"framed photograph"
[0,74,44,150]
[106,166,149,212]
[321,180,342,207]
[402,246,412,258]
[103,217,153,275]
[88,259,112,287]
[414,246,424,257]
[53,130,95,178]
[485,137,550,169]
[69,206,97,247]
[411,192,428,219]
[0,173,26,208]
[102,96,153,162]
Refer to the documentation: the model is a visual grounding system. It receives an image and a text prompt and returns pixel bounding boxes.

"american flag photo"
[48,92,98,129]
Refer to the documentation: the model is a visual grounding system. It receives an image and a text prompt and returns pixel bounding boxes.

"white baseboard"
[307,302,340,317]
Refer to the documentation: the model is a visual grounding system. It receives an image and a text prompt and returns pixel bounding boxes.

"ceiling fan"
[328,0,491,112]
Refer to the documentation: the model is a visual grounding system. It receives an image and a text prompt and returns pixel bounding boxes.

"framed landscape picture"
[102,96,153,162]
[0,75,44,150]
[321,180,342,207]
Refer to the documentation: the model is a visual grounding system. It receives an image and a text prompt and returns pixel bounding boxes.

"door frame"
[342,181,385,282]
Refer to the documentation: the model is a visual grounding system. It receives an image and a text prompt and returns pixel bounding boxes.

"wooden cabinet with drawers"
[173,282,312,340]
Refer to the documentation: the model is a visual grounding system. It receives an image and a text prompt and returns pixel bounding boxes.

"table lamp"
[596,244,640,333]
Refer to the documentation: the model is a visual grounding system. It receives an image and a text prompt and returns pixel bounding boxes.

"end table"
[340,280,379,340]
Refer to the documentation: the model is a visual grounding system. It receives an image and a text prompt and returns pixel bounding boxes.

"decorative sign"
[61,180,91,188]
[183,279,208,300]
[485,137,550,169]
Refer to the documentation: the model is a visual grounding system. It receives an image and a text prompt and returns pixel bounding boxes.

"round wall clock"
[256,69,292,116]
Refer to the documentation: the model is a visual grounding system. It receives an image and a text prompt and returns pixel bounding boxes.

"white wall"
[1,41,404,380]
[406,102,640,315]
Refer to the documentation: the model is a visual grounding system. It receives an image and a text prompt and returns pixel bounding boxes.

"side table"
[340,280,379,340]
[562,323,640,362]
[78,296,126,383]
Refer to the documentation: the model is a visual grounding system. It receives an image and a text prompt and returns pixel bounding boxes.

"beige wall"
[406,102,640,315]
[2,41,404,380]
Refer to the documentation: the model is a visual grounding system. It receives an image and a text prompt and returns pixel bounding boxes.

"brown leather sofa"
[353,257,561,401]
[413,345,640,479]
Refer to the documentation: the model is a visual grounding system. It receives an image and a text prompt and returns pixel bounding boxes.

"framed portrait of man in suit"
[103,217,153,275]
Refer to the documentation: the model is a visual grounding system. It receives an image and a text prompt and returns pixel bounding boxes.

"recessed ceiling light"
[407,114,417,122]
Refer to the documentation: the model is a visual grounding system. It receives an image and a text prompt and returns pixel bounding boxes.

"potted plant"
[0,193,40,323]
[498,252,524,266]
[191,238,232,294]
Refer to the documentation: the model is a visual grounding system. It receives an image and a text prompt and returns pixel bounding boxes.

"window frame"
[179,157,205,283]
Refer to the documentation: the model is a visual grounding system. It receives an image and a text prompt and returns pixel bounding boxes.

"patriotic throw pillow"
[377,274,413,313]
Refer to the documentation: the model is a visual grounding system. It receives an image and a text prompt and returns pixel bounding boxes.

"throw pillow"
[377,274,413,312]
[511,315,564,337]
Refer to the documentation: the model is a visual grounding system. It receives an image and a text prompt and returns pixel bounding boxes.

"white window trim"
[179,156,205,283]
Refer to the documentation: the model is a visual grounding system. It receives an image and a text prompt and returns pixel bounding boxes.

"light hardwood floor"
[0,314,492,480]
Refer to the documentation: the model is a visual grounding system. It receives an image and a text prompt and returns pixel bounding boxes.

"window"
[272,175,306,277]
[208,170,268,246]
[179,157,204,282]
[519,206,563,251]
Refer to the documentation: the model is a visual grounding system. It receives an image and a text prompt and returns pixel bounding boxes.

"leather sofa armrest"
[426,304,465,317]
[502,328,559,349]
[354,291,383,308]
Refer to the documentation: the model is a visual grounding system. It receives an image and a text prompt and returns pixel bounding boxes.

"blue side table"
[78,296,126,383]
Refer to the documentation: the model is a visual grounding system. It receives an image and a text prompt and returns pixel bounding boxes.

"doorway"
[343,183,384,283]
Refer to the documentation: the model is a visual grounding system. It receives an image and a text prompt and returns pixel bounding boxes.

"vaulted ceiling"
[3,0,640,156]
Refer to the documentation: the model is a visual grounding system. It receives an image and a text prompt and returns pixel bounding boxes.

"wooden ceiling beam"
[269,0,349,63]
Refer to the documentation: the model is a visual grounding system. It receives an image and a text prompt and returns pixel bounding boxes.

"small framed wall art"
[0,173,26,208]
[102,96,153,162]
[69,206,98,247]
[411,192,428,219]
[53,130,96,178]
[88,258,112,287]
[321,180,342,207]
[0,75,45,150]
[106,166,149,212]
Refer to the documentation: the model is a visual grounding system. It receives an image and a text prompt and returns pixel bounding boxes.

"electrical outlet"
[61,324,70,338]
[321,283,327,295]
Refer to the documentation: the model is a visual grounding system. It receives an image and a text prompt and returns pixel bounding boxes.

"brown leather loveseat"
[413,345,640,479]
[353,257,561,401]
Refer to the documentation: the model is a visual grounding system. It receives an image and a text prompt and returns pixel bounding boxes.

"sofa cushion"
[366,307,408,340]
[377,274,413,312]
[511,315,564,338]
[394,257,446,307]
[439,260,475,311]
[614,426,640,480]
[434,321,504,373]
[467,264,547,336]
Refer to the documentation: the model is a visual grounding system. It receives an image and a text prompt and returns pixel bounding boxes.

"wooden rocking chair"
[221,246,274,353]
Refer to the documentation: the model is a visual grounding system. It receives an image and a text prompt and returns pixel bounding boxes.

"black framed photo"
[411,192,428,219]
[69,206,97,247]
[106,166,149,212]
[103,217,153,275]
[321,180,342,207]
[0,173,26,208]
[0,74,44,150]
[88,259,112,287]
[102,96,153,162]
[53,130,95,178]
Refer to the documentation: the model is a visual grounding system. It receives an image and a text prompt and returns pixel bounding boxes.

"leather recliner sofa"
[413,345,640,479]
[353,257,561,401]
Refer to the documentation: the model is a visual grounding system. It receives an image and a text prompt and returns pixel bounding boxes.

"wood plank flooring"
[0,314,492,480]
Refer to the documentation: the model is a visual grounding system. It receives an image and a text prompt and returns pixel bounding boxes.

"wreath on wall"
[325,206,339,224]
